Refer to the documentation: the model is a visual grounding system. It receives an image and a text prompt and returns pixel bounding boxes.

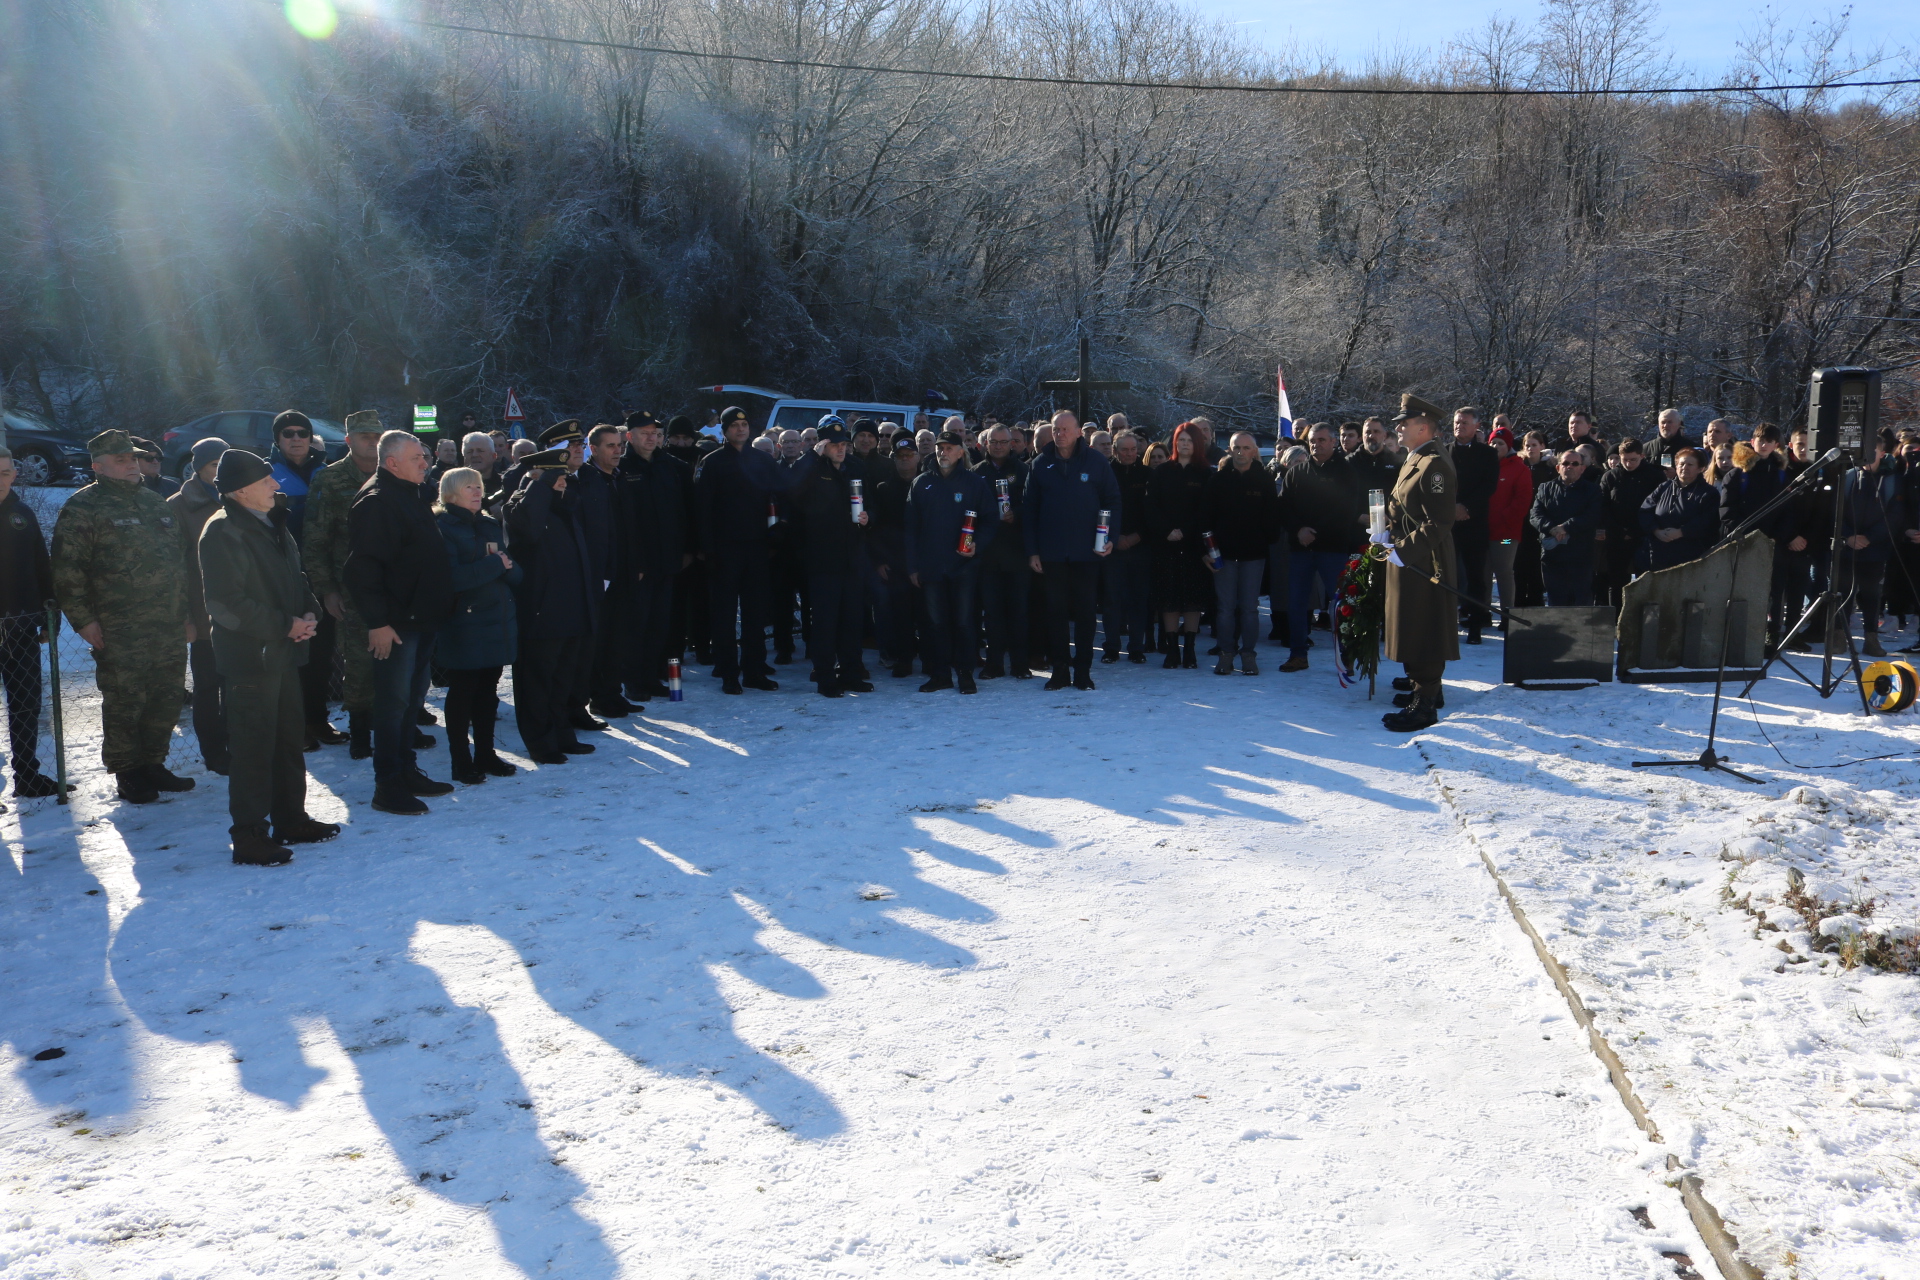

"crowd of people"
[16,393,1919,864]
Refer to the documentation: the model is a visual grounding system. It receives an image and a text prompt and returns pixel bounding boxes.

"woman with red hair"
[1146,422,1214,667]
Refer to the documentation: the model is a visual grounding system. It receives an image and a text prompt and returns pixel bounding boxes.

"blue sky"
[1192,0,1915,81]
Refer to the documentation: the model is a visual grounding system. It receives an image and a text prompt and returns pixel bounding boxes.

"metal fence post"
[46,601,69,804]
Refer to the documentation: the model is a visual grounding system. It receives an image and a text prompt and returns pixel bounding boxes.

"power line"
[323,6,1920,99]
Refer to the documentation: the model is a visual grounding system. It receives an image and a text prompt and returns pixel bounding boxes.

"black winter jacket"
[1023,443,1120,562]
[1345,448,1400,498]
[792,456,867,572]
[972,456,1030,570]
[199,498,319,678]
[0,491,53,622]
[1530,477,1603,571]
[570,462,625,585]
[695,442,792,554]
[344,469,455,632]
[1639,477,1721,571]
[907,465,994,580]
[617,448,695,577]
[1278,453,1364,554]
[435,506,521,670]
[1719,452,1794,541]
[1146,459,1214,546]
[505,472,596,640]
[1109,459,1152,543]
[1449,438,1500,530]
[1209,462,1285,561]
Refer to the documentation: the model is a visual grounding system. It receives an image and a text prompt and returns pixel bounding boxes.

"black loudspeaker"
[1808,366,1880,456]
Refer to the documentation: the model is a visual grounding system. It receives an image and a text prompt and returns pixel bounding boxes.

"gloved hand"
[1368,526,1392,547]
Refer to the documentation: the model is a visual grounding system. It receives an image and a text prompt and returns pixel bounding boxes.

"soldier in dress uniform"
[51,430,195,803]
[1377,395,1459,732]
[302,410,385,757]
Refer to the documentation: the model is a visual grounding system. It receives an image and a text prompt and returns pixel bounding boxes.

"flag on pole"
[1276,365,1294,439]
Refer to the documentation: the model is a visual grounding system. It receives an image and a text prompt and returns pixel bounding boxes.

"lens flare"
[285,0,339,40]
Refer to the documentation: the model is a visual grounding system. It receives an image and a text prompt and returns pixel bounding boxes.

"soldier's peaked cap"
[87,429,136,457]
[539,420,585,447]
[624,410,660,431]
[523,447,572,470]
[1392,393,1446,424]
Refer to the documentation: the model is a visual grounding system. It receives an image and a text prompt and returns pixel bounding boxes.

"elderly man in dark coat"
[198,450,338,865]
[1377,395,1459,731]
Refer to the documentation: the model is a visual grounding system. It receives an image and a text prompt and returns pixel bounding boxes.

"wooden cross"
[1041,335,1130,427]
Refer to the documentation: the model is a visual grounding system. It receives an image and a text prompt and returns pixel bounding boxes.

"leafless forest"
[3,0,1916,436]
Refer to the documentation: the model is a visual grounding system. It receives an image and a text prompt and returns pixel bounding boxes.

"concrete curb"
[1424,761,1764,1280]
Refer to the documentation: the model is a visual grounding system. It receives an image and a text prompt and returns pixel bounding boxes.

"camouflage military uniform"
[302,454,379,714]
[51,475,189,773]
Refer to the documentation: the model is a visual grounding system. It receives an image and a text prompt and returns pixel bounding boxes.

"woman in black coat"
[1639,449,1722,572]
[435,468,523,783]
[1146,423,1215,667]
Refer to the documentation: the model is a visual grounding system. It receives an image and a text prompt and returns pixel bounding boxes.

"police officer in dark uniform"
[504,444,597,763]
[791,419,874,697]
[906,429,994,693]
[695,406,791,694]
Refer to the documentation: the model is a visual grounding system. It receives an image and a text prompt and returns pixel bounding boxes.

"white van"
[694,385,959,437]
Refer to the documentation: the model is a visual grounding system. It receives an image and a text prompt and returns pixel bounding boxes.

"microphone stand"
[1627,447,1850,784]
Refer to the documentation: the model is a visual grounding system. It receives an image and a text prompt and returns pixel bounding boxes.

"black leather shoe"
[475,752,517,777]
[819,683,844,698]
[957,672,978,694]
[570,712,608,731]
[743,675,779,691]
[1072,672,1096,690]
[371,785,429,815]
[274,817,341,845]
[1101,650,1119,664]
[919,676,954,693]
[1128,652,1146,664]
[1011,666,1034,680]
[417,708,438,726]
[310,720,350,746]
[1391,676,1415,691]
[404,771,456,797]
[412,730,436,750]
[722,678,744,695]
[1382,701,1439,732]
[116,772,160,804]
[144,764,196,792]
[232,830,294,866]
[1043,674,1070,690]
[14,772,60,800]
[529,750,570,765]
[590,698,633,718]
[841,680,875,693]
[559,741,597,755]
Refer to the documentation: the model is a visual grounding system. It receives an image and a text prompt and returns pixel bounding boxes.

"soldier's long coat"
[1384,438,1460,666]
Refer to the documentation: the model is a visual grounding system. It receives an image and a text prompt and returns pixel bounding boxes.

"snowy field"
[3,602,1918,1278]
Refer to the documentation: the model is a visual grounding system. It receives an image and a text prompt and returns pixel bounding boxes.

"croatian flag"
[1276,365,1294,439]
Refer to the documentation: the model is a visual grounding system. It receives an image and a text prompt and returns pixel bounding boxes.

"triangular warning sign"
[502,387,525,421]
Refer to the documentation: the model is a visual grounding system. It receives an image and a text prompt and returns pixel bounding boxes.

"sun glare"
[284,0,338,41]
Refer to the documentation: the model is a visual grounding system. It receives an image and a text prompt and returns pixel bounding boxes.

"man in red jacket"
[1485,427,1534,627]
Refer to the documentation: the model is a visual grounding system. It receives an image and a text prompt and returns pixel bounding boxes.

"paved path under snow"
[2,656,1701,1277]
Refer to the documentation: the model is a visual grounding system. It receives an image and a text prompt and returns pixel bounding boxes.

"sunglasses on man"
[279,428,312,438]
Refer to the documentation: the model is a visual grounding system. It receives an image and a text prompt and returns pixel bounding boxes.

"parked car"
[1,412,95,486]
[162,410,345,478]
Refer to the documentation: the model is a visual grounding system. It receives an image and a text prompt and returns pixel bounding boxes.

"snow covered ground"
[3,603,1917,1278]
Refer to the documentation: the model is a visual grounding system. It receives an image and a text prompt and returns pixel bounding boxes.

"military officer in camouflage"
[51,430,196,804]
[303,409,383,757]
